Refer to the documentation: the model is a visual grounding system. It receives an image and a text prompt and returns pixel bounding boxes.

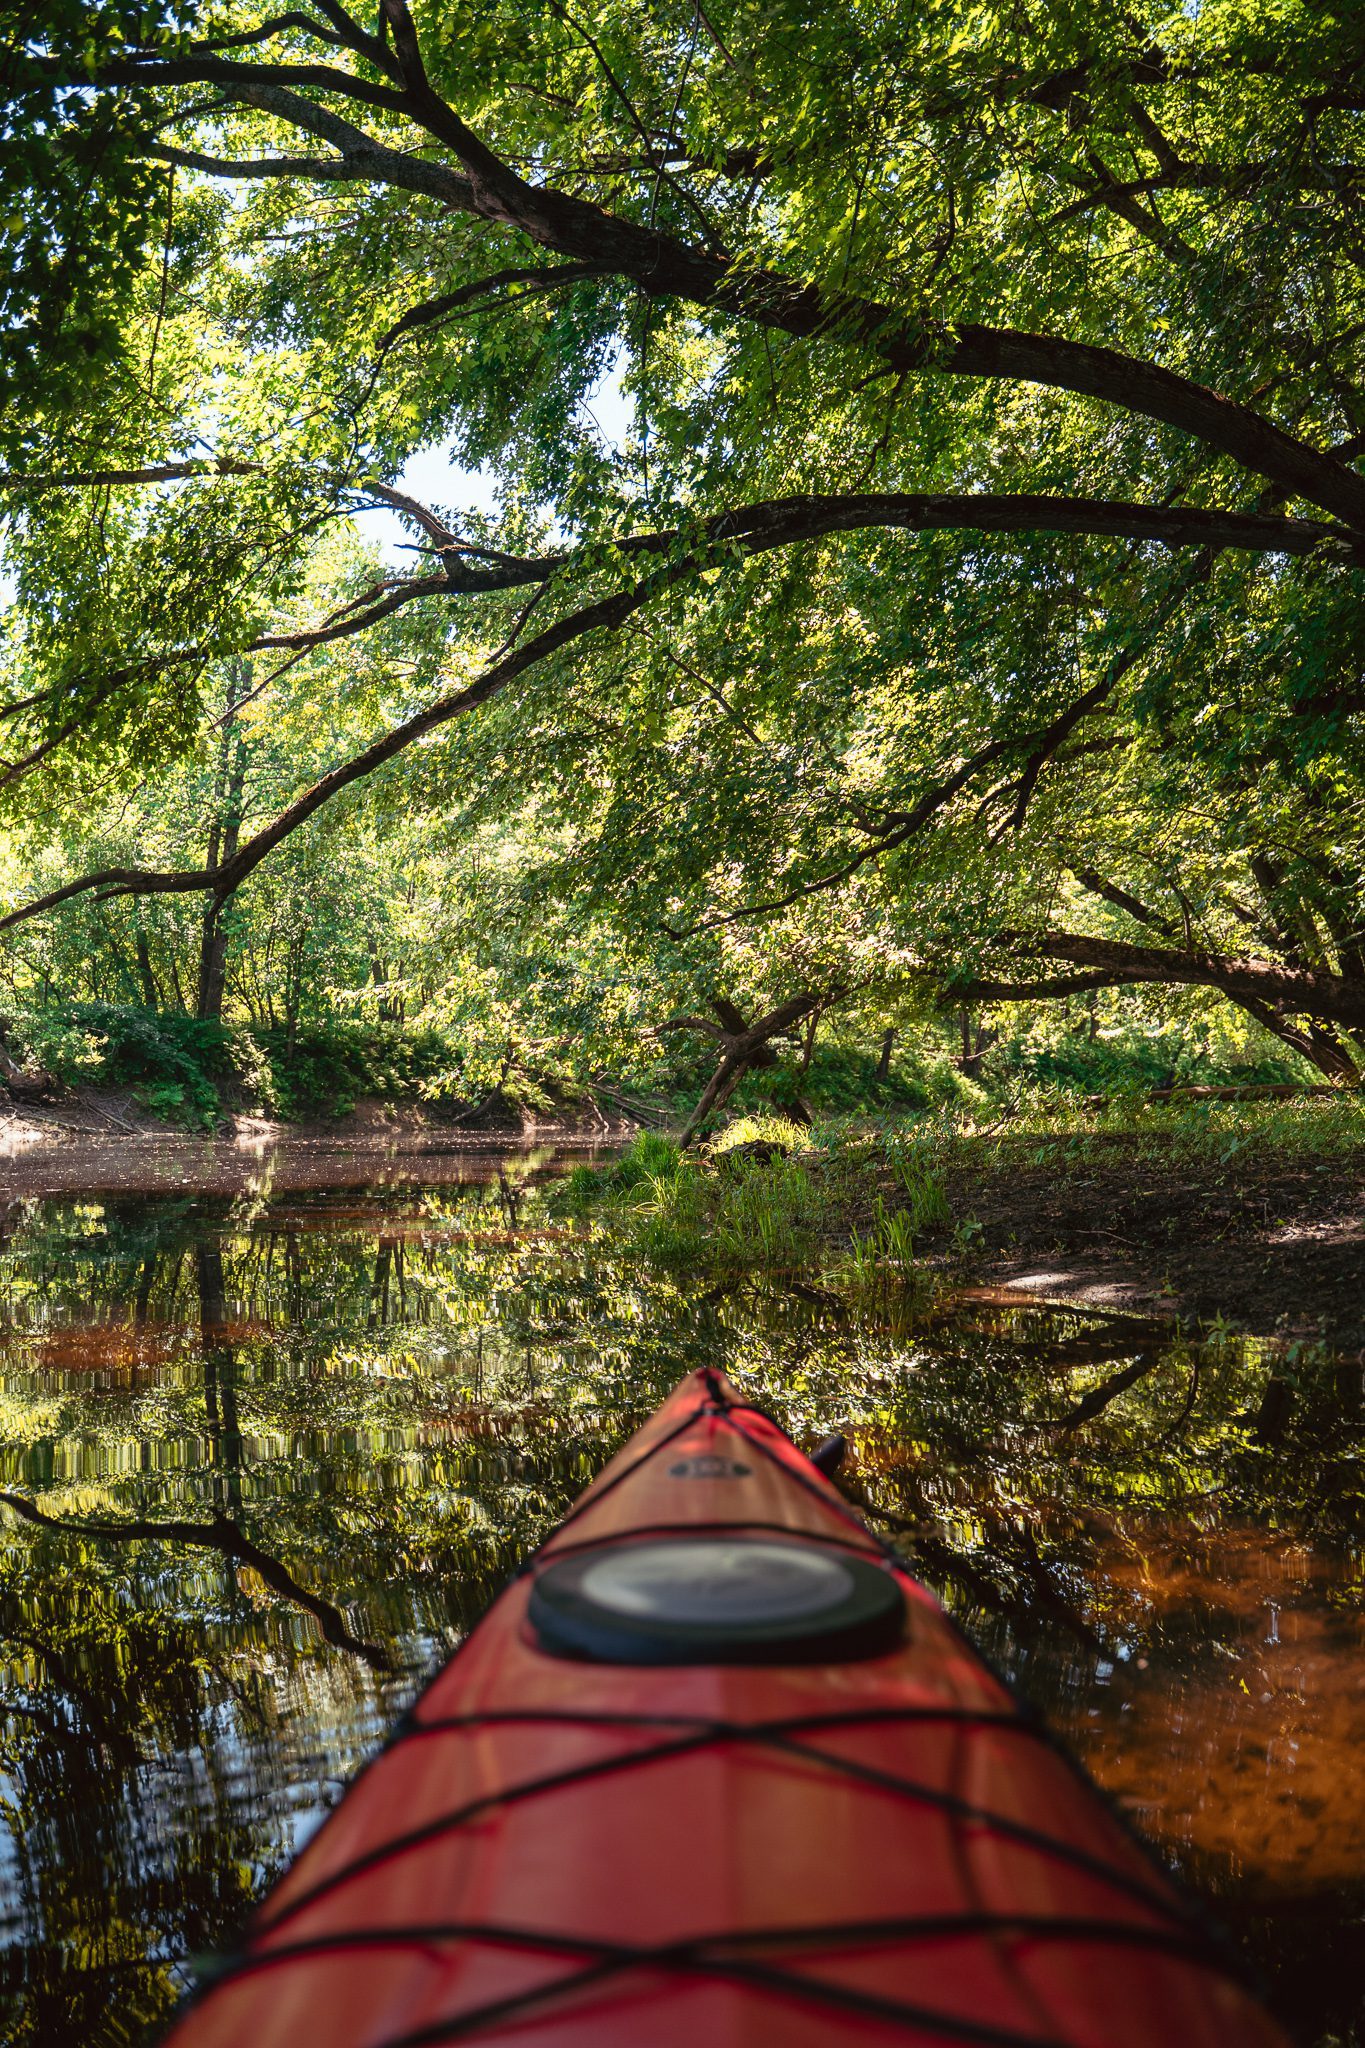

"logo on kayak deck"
[668,1455,752,1480]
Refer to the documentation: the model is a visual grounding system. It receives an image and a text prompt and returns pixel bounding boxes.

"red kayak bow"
[166,1367,1288,2047]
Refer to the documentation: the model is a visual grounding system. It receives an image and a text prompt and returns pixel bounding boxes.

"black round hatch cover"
[528,1535,906,1664]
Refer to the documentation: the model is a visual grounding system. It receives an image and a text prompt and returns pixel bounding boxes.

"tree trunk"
[284,929,307,1037]
[669,989,839,1147]
[957,1007,996,1080]
[1233,992,1360,1082]
[165,947,187,1012]
[196,667,249,1022]
[679,1049,751,1145]
[369,940,403,1022]
[875,1027,896,1082]
[134,924,162,1008]
[197,895,232,1024]
[797,1006,820,1077]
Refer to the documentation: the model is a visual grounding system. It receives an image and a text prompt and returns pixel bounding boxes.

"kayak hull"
[166,1369,1288,2047]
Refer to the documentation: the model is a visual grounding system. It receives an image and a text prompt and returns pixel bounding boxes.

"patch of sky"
[0,362,634,603]
[351,357,634,565]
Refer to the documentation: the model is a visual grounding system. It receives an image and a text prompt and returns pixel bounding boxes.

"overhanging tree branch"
[144,142,395,184]
[0,490,1347,897]
[5,472,1346,560]
[1069,868,1177,935]
[0,490,1327,792]
[947,969,1138,1001]
[20,0,1364,534]
[87,39,1365,528]
[0,560,694,933]
[958,932,1365,1032]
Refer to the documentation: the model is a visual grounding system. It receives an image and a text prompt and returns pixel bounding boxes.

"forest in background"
[2,0,1364,1136]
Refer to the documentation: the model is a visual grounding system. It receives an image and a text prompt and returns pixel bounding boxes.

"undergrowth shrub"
[14,1003,227,1129]
[253,1020,455,1119]
[984,1026,1303,1098]
[6,1004,468,1126]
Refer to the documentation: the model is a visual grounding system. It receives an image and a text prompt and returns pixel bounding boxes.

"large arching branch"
[44,31,1365,529]
[0,488,1334,800]
[0,477,1351,926]
[0,559,692,933]
[956,932,1365,1033]
[6,469,1341,558]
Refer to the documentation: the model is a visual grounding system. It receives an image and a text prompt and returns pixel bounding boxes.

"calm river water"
[0,1140,1359,2045]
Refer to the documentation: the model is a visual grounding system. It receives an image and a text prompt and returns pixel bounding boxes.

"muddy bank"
[0,1091,632,1199]
[6,1095,1361,1348]
[944,1154,1365,1350]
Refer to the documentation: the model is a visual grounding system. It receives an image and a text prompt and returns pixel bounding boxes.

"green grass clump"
[939,1089,1365,1175]
[564,1130,683,1203]
[567,1119,952,1281]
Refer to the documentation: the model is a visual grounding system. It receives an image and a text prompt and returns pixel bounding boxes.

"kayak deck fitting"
[165,1367,1288,2046]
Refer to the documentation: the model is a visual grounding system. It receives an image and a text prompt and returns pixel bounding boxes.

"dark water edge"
[0,1143,1359,2047]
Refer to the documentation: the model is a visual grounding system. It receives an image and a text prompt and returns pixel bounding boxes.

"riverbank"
[568,1100,1365,1350]
[0,1090,630,1200]
[6,1089,1363,1345]
[944,1146,1364,1345]
[927,1097,1364,1345]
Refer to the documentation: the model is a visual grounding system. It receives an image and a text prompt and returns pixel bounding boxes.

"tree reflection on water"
[0,1152,1359,2045]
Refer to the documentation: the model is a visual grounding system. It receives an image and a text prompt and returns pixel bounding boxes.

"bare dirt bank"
[943,1154,1365,1351]
[0,1090,631,1200]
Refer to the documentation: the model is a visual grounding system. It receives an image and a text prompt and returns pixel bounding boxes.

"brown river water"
[0,1138,1359,2046]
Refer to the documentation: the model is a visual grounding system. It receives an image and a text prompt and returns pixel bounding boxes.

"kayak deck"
[166,1368,1287,2046]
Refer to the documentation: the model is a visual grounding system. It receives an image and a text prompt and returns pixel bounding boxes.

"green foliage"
[732,1046,940,1116]
[6,1001,465,1126]
[15,1001,226,1128]
[0,3,179,441]
[632,1150,834,1272]
[708,1112,813,1156]
[563,1130,683,1202]
[985,1025,1304,1099]
[254,1020,456,1121]
[568,1090,1365,1285]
